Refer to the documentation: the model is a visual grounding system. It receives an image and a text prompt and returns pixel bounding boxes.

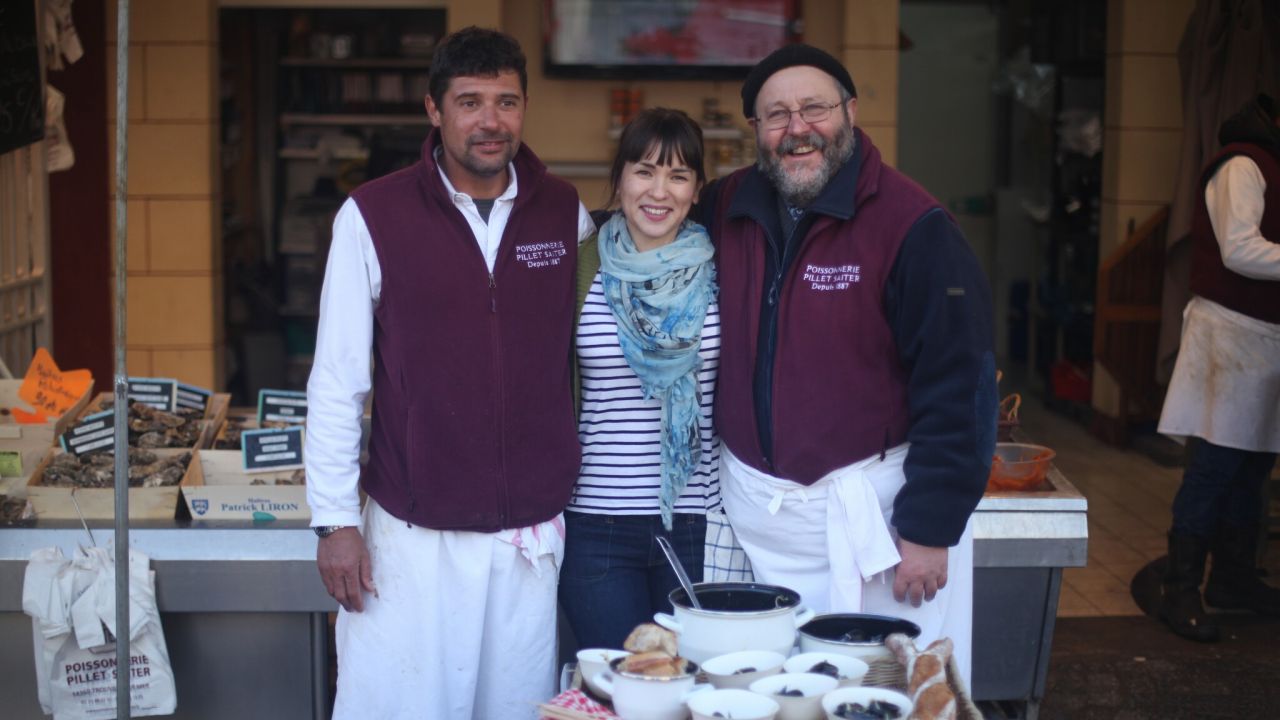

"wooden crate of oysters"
[180,449,308,521]
[71,392,230,450]
[25,448,192,520]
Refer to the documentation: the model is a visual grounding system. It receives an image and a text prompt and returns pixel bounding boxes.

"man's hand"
[317,527,378,612]
[892,538,948,608]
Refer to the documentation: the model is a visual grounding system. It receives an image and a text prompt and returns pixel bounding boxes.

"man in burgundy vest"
[696,45,996,684]
[1157,94,1280,643]
[304,28,592,718]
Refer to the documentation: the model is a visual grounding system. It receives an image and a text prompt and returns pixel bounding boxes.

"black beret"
[741,43,857,118]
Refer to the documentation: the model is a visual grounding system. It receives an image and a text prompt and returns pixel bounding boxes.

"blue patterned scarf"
[597,212,716,530]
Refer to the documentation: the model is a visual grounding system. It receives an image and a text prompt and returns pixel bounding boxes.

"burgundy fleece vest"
[351,132,581,531]
[1189,143,1280,324]
[711,131,941,484]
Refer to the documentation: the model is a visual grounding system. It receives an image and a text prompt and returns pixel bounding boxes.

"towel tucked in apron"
[720,445,974,687]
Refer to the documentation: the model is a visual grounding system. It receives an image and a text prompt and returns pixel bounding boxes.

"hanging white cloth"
[720,445,975,687]
[332,498,564,720]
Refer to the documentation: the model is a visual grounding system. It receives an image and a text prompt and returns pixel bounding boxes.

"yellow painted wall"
[502,0,897,208]
[1091,0,1194,418]
[105,0,222,388]
[100,0,896,390]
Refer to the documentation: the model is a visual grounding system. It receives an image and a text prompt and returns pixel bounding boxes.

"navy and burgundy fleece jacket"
[698,128,997,548]
[351,131,582,532]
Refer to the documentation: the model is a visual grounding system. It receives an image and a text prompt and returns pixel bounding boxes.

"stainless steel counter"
[0,520,336,720]
[0,468,1086,719]
[969,467,1089,717]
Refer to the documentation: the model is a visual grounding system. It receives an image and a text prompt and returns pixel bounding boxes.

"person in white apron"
[305,28,597,719]
[1157,94,1280,642]
[695,44,996,689]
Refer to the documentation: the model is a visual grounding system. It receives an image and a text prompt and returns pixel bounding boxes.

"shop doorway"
[898,0,1105,405]
[218,7,444,403]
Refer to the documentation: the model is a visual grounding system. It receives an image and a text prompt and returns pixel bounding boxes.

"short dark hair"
[608,108,706,202]
[428,27,527,108]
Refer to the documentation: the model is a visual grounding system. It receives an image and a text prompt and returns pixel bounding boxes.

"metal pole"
[113,0,132,717]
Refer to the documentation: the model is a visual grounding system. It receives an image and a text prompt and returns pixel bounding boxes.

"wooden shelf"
[607,126,744,141]
[280,57,429,69]
[280,113,429,127]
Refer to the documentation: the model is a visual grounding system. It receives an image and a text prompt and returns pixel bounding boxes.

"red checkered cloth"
[539,689,618,719]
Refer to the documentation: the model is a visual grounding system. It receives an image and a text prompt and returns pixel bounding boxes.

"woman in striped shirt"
[559,108,721,650]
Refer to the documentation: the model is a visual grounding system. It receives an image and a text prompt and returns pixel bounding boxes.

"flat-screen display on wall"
[543,0,801,79]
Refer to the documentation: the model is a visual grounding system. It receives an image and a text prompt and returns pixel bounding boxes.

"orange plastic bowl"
[987,443,1055,492]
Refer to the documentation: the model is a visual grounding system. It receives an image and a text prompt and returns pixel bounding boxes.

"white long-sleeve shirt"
[1205,155,1279,280]
[305,160,595,527]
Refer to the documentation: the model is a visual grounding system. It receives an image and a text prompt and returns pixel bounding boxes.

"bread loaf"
[886,634,957,720]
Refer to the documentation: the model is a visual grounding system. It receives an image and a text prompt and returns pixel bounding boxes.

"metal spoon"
[655,535,703,610]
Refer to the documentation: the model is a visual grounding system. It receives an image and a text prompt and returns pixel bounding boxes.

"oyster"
[0,494,32,525]
[40,450,192,488]
[99,401,205,448]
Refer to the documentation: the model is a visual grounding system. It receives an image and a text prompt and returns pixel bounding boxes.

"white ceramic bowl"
[820,687,913,720]
[748,672,839,720]
[688,688,781,720]
[782,652,869,688]
[576,648,630,699]
[702,650,788,690]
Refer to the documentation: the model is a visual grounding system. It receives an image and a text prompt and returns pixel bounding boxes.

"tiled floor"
[1014,395,1185,618]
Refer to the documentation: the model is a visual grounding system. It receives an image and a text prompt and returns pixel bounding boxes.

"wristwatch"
[313,525,350,538]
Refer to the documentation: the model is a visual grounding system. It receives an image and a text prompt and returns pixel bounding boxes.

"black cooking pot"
[797,613,922,661]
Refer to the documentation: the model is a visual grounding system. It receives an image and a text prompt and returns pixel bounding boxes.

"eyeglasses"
[753,101,842,130]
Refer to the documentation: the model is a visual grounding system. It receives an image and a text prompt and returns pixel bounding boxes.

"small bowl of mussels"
[782,652,869,688]
[820,687,912,720]
[701,649,787,690]
[748,672,838,720]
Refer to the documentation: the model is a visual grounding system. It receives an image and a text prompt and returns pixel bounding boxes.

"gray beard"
[757,125,856,208]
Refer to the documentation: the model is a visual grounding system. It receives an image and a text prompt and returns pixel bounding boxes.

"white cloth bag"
[22,546,177,719]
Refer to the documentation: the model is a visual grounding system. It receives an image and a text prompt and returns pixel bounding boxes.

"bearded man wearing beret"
[696,44,997,684]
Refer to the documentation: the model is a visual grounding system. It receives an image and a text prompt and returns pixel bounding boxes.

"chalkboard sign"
[177,383,212,413]
[257,389,307,424]
[242,426,305,472]
[240,425,302,471]
[0,0,46,155]
[60,410,116,456]
[127,377,178,410]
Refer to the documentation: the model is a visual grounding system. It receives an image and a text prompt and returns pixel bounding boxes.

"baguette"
[886,634,957,720]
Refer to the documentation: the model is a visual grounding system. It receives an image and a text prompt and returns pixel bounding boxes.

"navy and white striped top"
[567,275,722,515]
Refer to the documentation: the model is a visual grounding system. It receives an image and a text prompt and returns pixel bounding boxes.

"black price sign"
[241,427,305,472]
[177,383,212,413]
[127,377,177,410]
[257,389,307,425]
[60,410,116,457]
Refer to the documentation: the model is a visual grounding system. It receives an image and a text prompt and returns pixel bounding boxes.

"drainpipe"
[112,0,131,717]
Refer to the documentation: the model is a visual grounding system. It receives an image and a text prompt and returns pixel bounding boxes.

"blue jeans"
[1171,437,1278,537]
[559,511,706,651]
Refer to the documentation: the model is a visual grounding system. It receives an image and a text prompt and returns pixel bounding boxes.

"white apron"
[1159,296,1280,453]
[720,446,975,687]
[333,498,565,720]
